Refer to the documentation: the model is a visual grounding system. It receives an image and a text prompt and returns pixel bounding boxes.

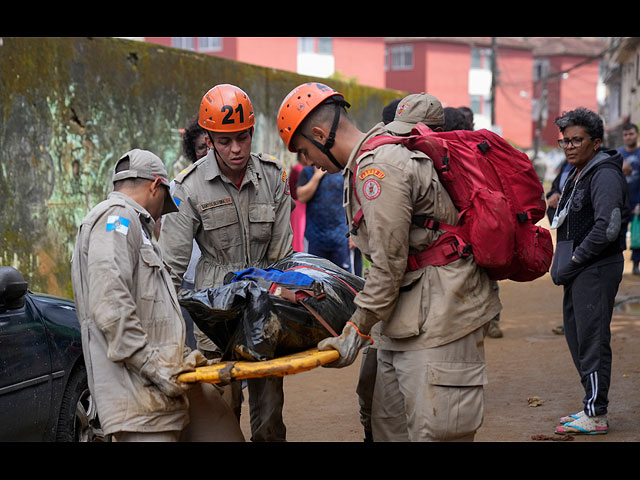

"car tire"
[55,363,109,442]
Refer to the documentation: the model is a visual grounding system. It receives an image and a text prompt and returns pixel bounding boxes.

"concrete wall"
[0,37,404,298]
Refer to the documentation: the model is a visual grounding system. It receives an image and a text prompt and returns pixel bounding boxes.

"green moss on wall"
[0,36,404,298]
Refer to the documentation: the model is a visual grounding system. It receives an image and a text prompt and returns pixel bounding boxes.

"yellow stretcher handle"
[178,348,340,384]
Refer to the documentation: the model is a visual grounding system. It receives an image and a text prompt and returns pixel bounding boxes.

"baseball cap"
[385,92,444,135]
[112,149,179,214]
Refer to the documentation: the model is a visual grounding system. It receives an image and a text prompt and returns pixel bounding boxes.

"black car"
[0,266,107,442]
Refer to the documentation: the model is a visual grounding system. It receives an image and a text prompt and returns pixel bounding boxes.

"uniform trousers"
[371,325,487,442]
[246,377,286,441]
[562,256,623,417]
[113,383,245,442]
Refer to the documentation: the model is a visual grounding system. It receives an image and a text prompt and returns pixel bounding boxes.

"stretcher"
[178,348,340,384]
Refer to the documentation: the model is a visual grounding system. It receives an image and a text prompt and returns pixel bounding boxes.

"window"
[298,37,333,55]
[470,94,491,118]
[299,37,315,53]
[171,37,195,51]
[390,44,413,71]
[317,37,333,55]
[533,58,549,82]
[198,37,222,52]
[297,37,335,78]
[470,95,482,115]
[471,47,492,70]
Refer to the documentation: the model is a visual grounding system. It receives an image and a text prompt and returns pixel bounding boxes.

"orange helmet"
[277,82,346,152]
[199,84,255,133]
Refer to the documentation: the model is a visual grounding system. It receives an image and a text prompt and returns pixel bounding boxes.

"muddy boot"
[487,318,503,338]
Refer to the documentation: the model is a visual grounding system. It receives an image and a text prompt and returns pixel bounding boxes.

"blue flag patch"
[106,216,130,235]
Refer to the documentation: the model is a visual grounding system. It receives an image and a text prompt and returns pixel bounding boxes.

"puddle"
[614,297,640,315]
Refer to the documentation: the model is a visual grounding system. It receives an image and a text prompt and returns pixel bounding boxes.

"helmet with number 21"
[199,84,255,133]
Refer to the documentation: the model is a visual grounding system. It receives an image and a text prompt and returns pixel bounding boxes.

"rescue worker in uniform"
[159,84,294,441]
[276,83,501,442]
[70,149,244,441]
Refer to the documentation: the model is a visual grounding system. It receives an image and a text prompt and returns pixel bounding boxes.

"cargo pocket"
[426,361,487,440]
[201,204,242,250]
[248,203,275,243]
[138,247,162,323]
[381,271,424,339]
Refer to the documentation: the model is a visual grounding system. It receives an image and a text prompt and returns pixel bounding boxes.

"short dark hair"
[458,106,474,130]
[182,116,206,163]
[554,107,604,140]
[443,107,467,132]
[382,99,401,124]
[622,122,638,133]
[297,96,350,139]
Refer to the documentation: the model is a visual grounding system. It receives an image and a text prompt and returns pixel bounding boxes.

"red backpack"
[353,123,553,282]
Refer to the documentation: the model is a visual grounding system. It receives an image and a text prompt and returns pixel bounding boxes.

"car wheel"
[56,364,110,442]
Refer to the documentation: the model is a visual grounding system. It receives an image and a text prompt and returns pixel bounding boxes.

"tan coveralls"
[70,191,243,440]
[345,124,502,441]
[159,150,294,441]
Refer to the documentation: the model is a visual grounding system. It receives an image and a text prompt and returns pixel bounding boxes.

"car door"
[0,297,53,441]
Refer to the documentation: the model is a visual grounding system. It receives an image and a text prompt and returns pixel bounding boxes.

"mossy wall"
[0,37,404,298]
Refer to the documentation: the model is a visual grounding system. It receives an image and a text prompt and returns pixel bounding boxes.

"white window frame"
[198,37,222,52]
[171,37,195,51]
[471,47,492,70]
[298,37,315,53]
[390,44,413,71]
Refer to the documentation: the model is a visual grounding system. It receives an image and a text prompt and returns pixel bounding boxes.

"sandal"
[559,410,584,424]
[555,414,608,435]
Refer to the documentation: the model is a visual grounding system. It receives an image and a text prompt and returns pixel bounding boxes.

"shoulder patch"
[283,170,291,195]
[362,178,381,200]
[358,168,386,181]
[106,215,130,235]
[174,161,198,184]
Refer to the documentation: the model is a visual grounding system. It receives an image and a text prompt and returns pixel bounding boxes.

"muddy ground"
[238,245,640,444]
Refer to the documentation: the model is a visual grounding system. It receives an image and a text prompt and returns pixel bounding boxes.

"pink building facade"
[386,38,534,149]
[143,36,605,151]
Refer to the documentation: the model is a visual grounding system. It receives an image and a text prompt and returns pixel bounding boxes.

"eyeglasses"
[558,136,591,149]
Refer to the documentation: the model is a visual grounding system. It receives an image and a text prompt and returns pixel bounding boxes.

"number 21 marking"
[221,104,244,124]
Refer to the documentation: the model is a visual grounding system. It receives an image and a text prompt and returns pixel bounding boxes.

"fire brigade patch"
[363,178,381,200]
[358,168,386,180]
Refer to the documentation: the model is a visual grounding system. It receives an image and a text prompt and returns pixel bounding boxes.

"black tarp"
[178,253,365,361]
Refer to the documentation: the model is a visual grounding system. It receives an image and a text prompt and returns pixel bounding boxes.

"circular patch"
[363,178,381,200]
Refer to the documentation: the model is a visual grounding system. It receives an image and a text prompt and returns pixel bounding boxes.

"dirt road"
[238,250,640,443]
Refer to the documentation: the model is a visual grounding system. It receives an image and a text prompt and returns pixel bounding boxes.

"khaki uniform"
[71,192,190,435]
[344,124,501,441]
[160,150,293,296]
[159,150,294,441]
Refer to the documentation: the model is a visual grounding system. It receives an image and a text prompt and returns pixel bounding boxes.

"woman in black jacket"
[550,107,629,436]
